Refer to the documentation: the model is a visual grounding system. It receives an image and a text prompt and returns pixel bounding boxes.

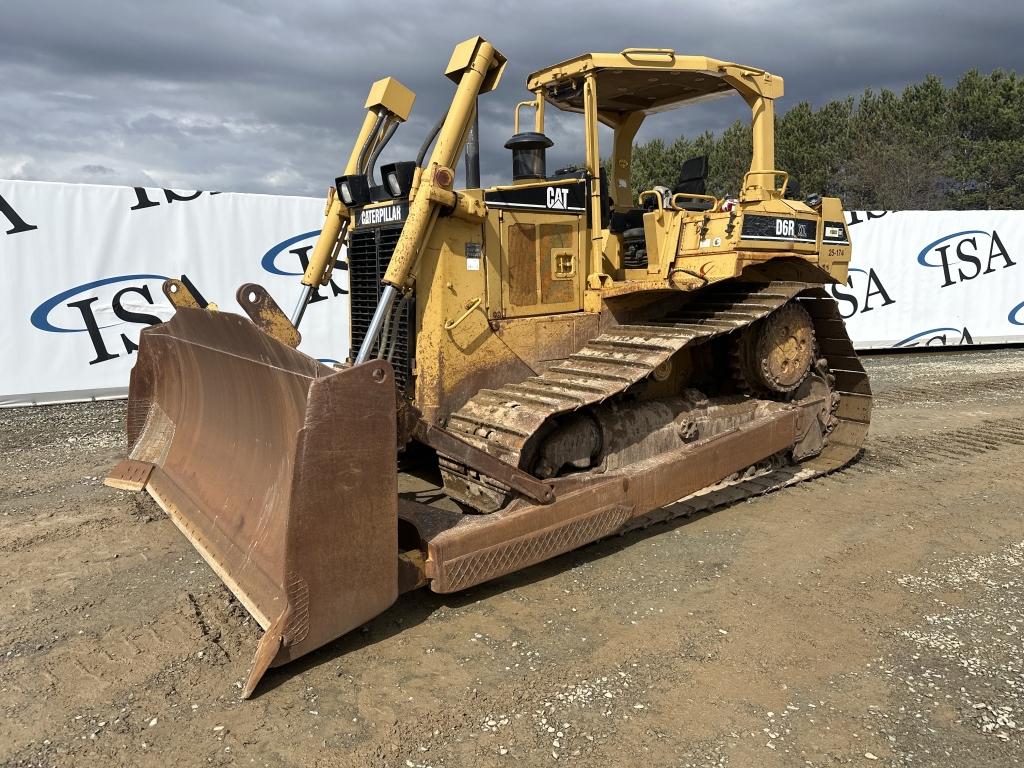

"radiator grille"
[348,225,414,393]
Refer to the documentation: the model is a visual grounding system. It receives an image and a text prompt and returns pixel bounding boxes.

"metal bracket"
[412,419,555,505]
[163,275,217,311]
[163,278,202,310]
[236,283,302,348]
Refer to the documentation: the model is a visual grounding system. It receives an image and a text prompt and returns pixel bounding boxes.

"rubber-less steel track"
[619,285,872,533]
[440,281,872,517]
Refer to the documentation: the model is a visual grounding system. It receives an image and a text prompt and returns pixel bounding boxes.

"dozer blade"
[105,307,397,697]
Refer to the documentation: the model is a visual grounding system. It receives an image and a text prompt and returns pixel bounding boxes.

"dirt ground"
[2,348,1023,768]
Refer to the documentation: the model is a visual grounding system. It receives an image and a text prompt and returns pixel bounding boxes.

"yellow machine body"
[338,45,853,424]
[106,37,869,698]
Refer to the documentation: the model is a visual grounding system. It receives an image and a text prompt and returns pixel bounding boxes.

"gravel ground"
[1,348,1023,767]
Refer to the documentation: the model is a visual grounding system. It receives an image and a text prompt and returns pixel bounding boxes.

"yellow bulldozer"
[105,37,871,697]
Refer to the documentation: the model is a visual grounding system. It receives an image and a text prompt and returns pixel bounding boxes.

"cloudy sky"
[2,0,1022,197]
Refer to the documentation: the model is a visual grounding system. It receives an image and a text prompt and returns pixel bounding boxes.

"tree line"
[629,69,1023,210]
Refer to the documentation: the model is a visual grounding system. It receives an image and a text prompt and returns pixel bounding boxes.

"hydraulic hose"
[356,111,443,355]
[416,110,448,168]
[355,284,398,364]
[357,110,388,176]
[366,118,399,185]
[376,294,394,360]
[380,291,411,361]
[290,220,348,328]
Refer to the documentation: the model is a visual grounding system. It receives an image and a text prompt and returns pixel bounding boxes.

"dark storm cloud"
[2,0,1022,196]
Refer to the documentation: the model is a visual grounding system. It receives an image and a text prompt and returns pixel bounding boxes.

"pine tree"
[626,69,1021,210]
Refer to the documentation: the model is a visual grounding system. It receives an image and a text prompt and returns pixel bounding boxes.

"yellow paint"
[345,40,851,424]
[364,77,416,121]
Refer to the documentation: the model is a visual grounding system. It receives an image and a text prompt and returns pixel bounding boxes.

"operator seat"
[672,155,713,211]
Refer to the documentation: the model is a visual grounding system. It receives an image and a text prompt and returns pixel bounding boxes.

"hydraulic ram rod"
[294,78,415,329]
[354,284,399,364]
[356,37,505,363]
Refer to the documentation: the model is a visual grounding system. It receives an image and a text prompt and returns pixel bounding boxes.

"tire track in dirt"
[3,351,1024,767]
[873,374,1024,409]
[854,418,1024,474]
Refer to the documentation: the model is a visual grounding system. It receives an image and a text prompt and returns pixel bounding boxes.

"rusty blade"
[108,308,398,697]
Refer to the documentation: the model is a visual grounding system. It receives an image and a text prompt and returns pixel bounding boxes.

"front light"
[334,174,371,207]
[379,161,417,199]
[386,172,402,198]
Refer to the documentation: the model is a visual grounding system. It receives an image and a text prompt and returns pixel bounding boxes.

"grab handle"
[621,48,676,65]
[444,297,482,331]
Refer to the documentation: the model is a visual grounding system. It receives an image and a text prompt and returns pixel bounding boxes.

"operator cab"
[506,48,786,280]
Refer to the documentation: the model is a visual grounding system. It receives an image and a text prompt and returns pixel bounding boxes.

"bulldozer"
[105,37,871,697]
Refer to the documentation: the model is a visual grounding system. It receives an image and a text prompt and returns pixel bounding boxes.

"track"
[441,281,871,517]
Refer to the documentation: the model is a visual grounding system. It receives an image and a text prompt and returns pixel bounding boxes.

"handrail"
[639,189,720,213]
[490,176,581,193]
[670,192,719,211]
[638,189,664,213]
[444,297,482,331]
[742,169,789,195]
[513,100,537,134]
[621,48,676,65]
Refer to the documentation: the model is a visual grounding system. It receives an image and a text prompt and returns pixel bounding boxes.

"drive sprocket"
[733,301,816,395]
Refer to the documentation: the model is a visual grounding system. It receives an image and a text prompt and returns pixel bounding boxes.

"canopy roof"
[526,50,782,116]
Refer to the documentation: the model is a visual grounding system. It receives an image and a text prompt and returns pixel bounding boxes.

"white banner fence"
[838,210,1022,350]
[1,179,1021,407]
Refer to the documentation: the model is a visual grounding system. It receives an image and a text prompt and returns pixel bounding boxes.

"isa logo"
[828,267,895,319]
[31,274,171,365]
[261,230,347,303]
[917,229,1016,287]
[894,327,974,348]
[0,190,38,235]
[1009,299,1024,326]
